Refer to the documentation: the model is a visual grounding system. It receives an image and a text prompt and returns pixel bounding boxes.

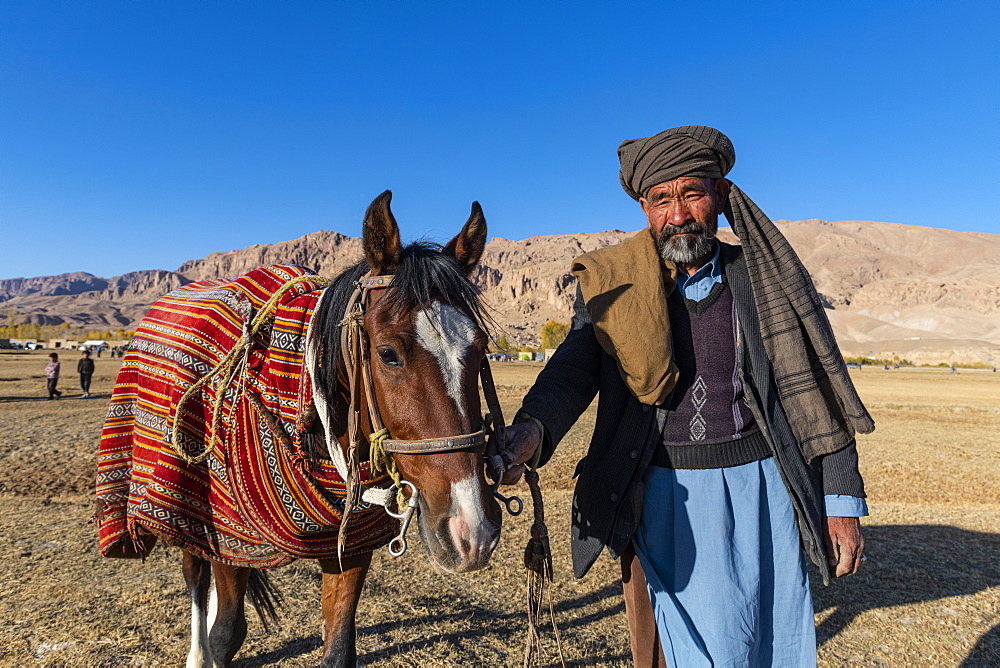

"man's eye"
[377,346,402,367]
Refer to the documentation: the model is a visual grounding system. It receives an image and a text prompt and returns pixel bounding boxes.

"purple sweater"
[653,282,770,469]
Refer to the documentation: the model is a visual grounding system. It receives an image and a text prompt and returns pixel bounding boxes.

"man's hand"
[498,421,542,485]
[824,516,865,577]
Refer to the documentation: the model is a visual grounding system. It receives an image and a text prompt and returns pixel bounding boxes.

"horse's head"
[313,191,502,573]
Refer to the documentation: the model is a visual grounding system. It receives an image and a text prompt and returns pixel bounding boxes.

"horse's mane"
[309,241,491,421]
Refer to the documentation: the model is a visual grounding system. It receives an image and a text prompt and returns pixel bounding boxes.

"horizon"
[4,216,996,282]
[2,1,998,280]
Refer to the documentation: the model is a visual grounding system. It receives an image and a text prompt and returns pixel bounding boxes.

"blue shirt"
[678,241,868,518]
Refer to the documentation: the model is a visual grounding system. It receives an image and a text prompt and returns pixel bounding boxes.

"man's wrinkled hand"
[498,421,542,485]
[824,516,865,577]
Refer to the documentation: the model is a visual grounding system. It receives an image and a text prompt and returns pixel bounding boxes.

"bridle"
[339,273,522,556]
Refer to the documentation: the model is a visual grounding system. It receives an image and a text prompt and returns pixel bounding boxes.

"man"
[78,349,95,398]
[501,126,873,666]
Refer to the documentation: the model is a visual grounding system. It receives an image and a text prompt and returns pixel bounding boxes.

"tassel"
[522,467,566,668]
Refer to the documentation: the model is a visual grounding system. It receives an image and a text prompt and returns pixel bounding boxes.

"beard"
[656,220,717,263]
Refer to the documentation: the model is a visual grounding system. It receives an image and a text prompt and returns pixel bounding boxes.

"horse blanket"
[95,264,397,568]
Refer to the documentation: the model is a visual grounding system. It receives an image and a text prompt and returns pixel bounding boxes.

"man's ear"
[713,178,731,214]
[639,197,652,224]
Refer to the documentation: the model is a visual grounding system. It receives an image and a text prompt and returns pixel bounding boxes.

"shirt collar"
[676,240,722,289]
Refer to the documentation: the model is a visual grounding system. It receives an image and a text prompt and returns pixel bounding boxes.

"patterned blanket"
[95,265,397,568]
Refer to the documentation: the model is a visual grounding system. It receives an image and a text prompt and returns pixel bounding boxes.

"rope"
[368,427,396,485]
[370,427,414,511]
[168,273,331,465]
[523,445,566,668]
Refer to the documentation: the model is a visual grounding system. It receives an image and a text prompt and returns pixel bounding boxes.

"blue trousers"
[633,458,816,667]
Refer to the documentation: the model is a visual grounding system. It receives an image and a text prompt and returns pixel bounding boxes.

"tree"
[489,333,513,353]
[540,321,570,350]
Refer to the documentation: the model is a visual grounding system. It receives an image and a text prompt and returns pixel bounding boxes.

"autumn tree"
[540,321,570,350]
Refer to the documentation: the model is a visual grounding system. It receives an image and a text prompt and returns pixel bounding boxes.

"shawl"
[571,228,680,406]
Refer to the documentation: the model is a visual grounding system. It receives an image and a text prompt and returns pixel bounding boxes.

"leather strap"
[382,429,487,454]
[338,271,505,465]
[358,275,393,289]
[479,356,507,454]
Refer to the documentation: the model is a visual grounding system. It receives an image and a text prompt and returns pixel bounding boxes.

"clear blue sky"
[2,1,997,280]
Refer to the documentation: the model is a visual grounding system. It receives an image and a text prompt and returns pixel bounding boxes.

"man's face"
[639,177,729,264]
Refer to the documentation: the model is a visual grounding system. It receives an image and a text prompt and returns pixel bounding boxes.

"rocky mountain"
[175,231,365,283]
[0,272,109,302]
[2,220,998,364]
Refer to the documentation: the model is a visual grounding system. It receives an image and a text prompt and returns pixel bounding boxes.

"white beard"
[658,232,715,263]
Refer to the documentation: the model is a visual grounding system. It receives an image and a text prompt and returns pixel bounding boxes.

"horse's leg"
[207,563,251,667]
[317,552,373,668]
[182,551,213,668]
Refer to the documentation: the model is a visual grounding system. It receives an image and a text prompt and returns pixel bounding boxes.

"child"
[78,349,95,398]
[45,352,62,399]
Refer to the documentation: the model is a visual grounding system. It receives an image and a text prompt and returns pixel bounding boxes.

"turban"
[593,124,875,461]
[618,125,736,200]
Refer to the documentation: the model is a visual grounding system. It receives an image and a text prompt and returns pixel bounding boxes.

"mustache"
[657,222,713,248]
[661,222,710,238]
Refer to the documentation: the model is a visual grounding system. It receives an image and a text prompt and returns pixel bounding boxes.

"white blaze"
[451,477,488,524]
[413,302,476,421]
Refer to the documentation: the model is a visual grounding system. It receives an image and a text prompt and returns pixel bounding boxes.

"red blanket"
[95,265,397,567]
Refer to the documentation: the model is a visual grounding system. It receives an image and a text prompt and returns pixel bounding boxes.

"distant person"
[96,345,103,358]
[78,350,95,398]
[45,352,62,400]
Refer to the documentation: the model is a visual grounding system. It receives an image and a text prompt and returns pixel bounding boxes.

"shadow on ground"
[237,583,628,666]
[0,392,111,403]
[813,524,1000,665]
[238,525,1000,665]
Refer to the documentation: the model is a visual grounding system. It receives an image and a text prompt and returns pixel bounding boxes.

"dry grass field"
[1,351,997,666]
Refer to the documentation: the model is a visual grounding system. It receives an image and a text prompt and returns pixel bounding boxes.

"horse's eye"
[377,346,402,368]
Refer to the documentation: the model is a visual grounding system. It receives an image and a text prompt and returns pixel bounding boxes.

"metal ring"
[388,536,407,557]
[494,490,523,516]
[385,480,418,519]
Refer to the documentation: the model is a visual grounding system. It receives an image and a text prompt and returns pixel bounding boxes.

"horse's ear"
[362,190,402,275]
[444,201,487,275]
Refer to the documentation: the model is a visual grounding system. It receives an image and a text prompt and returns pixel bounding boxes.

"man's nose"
[666,201,693,226]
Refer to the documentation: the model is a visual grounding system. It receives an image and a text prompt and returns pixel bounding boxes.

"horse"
[94,191,513,667]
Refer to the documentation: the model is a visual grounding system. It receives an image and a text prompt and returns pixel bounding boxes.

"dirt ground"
[1,351,998,666]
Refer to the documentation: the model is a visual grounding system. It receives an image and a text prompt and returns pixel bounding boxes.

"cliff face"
[2,221,998,363]
[473,230,631,341]
[175,231,365,282]
[0,272,109,301]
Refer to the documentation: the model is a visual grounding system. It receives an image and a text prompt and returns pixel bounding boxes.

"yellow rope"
[169,273,331,465]
[369,427,410,509]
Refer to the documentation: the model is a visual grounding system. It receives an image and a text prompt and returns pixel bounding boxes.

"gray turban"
[618,125,736,200]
